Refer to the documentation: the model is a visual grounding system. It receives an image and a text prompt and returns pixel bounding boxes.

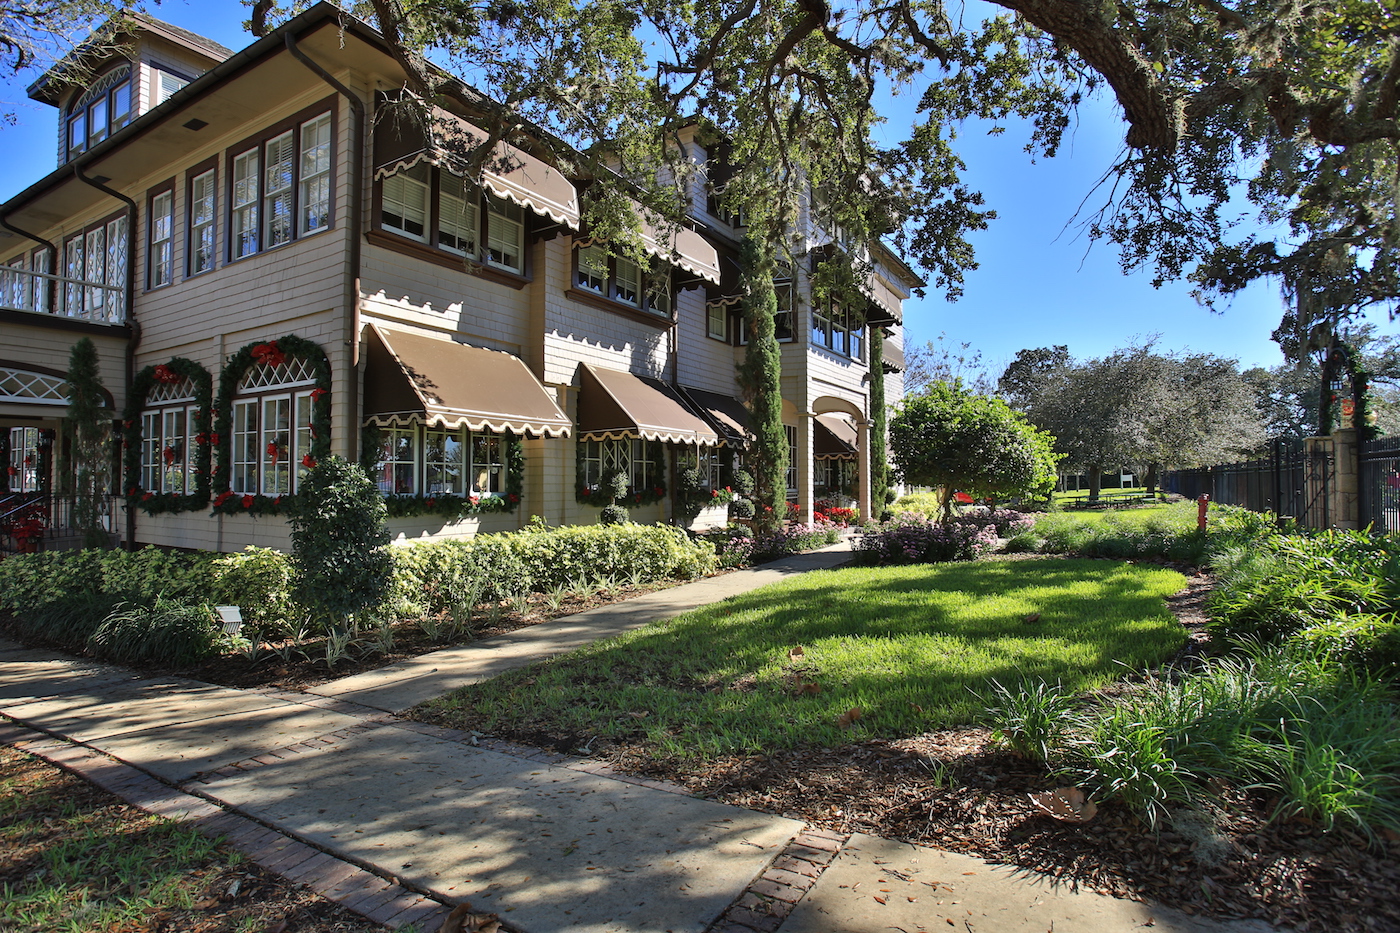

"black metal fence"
[1360,436,1400,533]
[1162,438,1332,528]
[0,493,119,554]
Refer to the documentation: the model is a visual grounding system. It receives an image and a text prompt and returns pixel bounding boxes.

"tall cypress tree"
[737,237,788,535]
[65,338,110,548]
[868,324,889,520]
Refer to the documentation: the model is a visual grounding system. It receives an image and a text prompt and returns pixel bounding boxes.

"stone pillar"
[1331,427,1359,530]
[856,418,871,522]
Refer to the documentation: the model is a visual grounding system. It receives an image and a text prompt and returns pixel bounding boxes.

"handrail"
[0,265,126,323]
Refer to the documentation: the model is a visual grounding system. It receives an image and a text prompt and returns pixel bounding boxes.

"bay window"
[65,66,133,161]
[373,425,513,498]
[812,298,863,360]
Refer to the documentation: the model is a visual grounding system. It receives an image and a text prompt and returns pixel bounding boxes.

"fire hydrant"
[1197,494,1210,531]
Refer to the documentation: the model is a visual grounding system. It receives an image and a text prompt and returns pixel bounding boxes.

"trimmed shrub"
[209,547,296,637]
[750,523,840,563]
[853,516,998,565]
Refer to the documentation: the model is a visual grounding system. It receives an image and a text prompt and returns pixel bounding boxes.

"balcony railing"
[0,266,126,325]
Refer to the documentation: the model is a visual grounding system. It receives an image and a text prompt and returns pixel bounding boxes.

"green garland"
[122,358,214,515]
[211,335,332,517]
[379,432,526,518]
[575,439,667,506]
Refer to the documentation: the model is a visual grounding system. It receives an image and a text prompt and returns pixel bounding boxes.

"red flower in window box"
[634,493,643,503]
[152,363,179,384]
[301,454,316,469]
[654,486,664,496]
[251,341,286,367]
[310,387,328,401]
[241,494,254,508]
[214,491,233,506]
[425,497,436,508]
[273,496,282,506]
[508,493,519,503]
[469,495,480,506]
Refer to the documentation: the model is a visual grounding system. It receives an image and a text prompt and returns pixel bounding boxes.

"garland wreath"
[210,335,332,517]
[121,358,214,515]
[574,439,667,507]
[359,423,526,518]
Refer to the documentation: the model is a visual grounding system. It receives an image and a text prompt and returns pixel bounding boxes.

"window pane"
[614,258,640,305]
[264,131,295,248]
[232,400,258,493]
[156,68,187,103]
[377,427,417,495]
[470,433,503,495]
[646,264,671,315]
[774,281,794,341]
[426,428,464,494]
[31,249,51,314]
[486,196,523,271]
[232,150,260,258]
[299,114,332,235]
[64,235,83,317]
[190,170,216,274]
[577,244,607,292]
[149,190,173,287]
[110,82,131,128]
[294,392,314,488]
[141,412,160,491]
[261,396,292,495]
[161,407,187,493]
[438,174,478,255]
[68,113,85,155]
[381,166,428,240]
[85,227,105,314]
[706,303,726,340]
[88,96,108,144]
[106,216,127,307]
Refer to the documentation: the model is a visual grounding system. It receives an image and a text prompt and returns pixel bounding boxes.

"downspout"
[72,163,139,550]
[0,217,58,319]
[286,30,365,460]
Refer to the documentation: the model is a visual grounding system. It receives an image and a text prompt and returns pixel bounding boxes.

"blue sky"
[2,0,1392,377]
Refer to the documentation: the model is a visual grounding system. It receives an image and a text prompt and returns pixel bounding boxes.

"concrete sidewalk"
[0,547,1274,933]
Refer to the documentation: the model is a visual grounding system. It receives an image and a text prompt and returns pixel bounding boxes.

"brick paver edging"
[709,827,851,932]
[0,718,454,932]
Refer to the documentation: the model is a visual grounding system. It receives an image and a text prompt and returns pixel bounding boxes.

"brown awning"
[863,273,904,326]
[373,107,581,229]
[681,387,752,448]
[640,215,721,285]
[882,338,905,373]
[577,364,720,446]
[363,325,571,437]
[814,413,859,461]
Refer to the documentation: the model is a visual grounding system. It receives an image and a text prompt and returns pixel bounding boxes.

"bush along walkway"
[0,548,1275,933]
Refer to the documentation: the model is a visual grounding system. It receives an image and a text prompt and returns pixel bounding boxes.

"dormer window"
[65,66,132,159]
[154,66,189,104]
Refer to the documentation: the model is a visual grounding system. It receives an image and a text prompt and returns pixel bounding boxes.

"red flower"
[152,363,179,384]
[301,454,316,469]
[273,496,282,506]
[469,495,480,506]
[634,493,643,503]
[214,491,233,506]
[654,486,664,496]
[194,432,209,445]
[23,456,33,466]
[425,497,436,508]
[508,493,520,503]
[241,494,254,508]
[711,489,720,498]
[142,492,154,501]
[251,341,286,368]
[310,387,328,401]
[123,420,134,430]
[210,433,221,446]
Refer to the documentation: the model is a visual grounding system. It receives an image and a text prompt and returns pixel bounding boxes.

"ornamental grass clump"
[853,515,998,565]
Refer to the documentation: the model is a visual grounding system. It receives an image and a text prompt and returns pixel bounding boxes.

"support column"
[795,414,813,524]
[1331,427,1359,529]
[856,418,871,522]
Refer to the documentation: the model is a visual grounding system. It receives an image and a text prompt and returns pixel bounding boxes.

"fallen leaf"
[789,646,805,661]
[837,707,863,728]
[625,710,650,719]
[874,895,887,904]
[1029,786,1099,823]
[1023,612,1041,624]
[438,902,501,933]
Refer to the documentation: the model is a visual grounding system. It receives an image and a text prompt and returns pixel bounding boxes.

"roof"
[27,11,235,105]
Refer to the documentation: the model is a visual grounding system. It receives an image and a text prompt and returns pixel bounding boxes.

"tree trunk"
[1144,463,1159,497]
[1088,464,1103,502]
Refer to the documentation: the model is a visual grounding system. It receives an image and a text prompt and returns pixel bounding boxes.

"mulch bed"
[0,747,390,933]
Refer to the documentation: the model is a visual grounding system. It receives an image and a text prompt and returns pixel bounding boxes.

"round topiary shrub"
[729,497,755,520]
[600,503,630,525]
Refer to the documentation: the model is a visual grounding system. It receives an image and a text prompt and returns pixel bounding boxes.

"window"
[189,167,217,275]
[812,298,863,360]
[579,439,663,492]
[228,104,334,261]
[139,376,197,494]
[299,113,332,235]
[706,302,727,341]
[65,66,132,160]
[381,164,429,241]
[572,243,672,316]
[154,67,189,104]
[230,358,318,495]
[785,424,798,494]
[774,269,795,341]
[376,165,527,275]
[31,249,51,314]
[697,447,725,491]
[148,188,174,288]
[59,215,127,321]
[373,425,512,497]
[8,427,40,493]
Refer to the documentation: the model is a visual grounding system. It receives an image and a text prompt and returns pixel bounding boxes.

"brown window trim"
[184,155,219,278]
[366,229,530,290]
[224,95,338,264]
[371,166,535,279]
[145,177,177,292]
[569,243,674,325]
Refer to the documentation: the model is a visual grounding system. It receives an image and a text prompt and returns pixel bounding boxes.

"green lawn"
[424,557,1188,757]
[1034,502,1185,529]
